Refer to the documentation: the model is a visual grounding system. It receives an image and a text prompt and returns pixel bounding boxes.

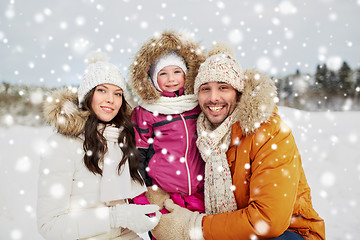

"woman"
[37,52,160,240]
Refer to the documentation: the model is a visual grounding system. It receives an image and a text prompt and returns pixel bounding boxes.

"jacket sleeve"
[131,106,154,186]
[37,134,111,240]
[202,118,301,239]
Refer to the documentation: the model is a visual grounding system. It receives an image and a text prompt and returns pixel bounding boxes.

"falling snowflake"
[50,183,65,198]
[227,29,243,45]
[15,156,31,172]
[321,171,336,187]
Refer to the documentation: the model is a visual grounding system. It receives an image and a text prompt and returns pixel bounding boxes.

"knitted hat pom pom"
[85,51,110,66]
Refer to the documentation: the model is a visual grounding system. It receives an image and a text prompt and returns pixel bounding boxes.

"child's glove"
[151,199,205,240]
[109,203,161,233]
[145,186,170,209]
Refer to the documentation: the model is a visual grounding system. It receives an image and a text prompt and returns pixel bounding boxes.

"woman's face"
[91,83,123,122]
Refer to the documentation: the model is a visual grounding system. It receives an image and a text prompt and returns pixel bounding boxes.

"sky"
[1,0,360,88]
[1,106,359,239]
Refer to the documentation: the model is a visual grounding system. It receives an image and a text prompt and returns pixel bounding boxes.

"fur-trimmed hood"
[129,30,206,103]
[235,68,278,135]
[43,88,89,137]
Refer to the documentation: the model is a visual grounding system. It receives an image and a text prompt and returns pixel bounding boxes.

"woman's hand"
[109,204,161,233]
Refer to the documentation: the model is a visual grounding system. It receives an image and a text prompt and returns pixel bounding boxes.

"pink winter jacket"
[131,90,205,213]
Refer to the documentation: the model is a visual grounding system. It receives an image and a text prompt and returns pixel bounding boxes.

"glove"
[109,203,161,233]
[151,199,205,240]
[145,186,171,209]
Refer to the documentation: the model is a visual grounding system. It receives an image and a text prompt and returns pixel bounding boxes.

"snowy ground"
[0,106,359,240]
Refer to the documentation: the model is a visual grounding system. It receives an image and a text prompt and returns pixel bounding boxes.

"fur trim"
[236,69,278,135]
[129,30,206,103]
[43,88,89,137]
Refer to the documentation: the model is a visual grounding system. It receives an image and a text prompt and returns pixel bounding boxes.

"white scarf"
[196,108,239,214]
[100,126,146,203]
[139,94,198,115]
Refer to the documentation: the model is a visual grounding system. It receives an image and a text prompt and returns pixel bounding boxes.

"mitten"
[145,186,170,209]
[109,203,161,233]
[151,199,205,240]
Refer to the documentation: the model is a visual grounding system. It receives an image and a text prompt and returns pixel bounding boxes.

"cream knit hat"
[194,52,245,95]
[149,51,187,92]
[78,51,128,105]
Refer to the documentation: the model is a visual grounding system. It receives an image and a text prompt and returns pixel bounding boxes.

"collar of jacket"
[160,88,184,97]
[43,88,89,137]
[232,69,278,136]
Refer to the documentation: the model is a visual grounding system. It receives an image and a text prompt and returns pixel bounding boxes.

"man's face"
[198,81,238,128]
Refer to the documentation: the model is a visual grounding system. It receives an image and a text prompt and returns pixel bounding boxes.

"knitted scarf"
[140,94,198,115]
[100,125,146,203]
[196,108,239,214]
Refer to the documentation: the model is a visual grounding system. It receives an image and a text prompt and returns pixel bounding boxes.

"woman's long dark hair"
[81,88,144,185]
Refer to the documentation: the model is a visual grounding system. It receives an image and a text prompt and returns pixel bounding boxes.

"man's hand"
[151,199,205,240]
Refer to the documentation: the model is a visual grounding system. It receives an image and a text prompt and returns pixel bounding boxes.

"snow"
[0,106,359,239]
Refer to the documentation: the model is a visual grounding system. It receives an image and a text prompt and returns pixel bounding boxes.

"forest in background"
[1,61,360,127]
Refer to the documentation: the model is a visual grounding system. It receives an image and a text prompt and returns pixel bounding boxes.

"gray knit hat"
[194,52,245,96]
[77,51,128,105]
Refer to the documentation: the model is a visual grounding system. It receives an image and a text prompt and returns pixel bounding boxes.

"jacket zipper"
[180,114,192,196]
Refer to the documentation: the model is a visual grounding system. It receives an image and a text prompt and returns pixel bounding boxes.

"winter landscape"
[1,107,359,240]
[1,0,360,239]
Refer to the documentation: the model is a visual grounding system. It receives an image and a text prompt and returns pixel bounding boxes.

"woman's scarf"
[196,108,239,214]
[100,125,146,203]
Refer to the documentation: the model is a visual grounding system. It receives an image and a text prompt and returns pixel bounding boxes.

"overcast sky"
[1,0,359,87]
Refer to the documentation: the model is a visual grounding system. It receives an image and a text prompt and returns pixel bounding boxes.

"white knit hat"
[78,51,128,105]
[194,52,245,96]
[149,51,187,92]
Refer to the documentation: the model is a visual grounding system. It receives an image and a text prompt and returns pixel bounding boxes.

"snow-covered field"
[0,106,359,240]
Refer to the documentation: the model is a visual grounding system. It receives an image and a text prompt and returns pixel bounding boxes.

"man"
[149,49,325,240]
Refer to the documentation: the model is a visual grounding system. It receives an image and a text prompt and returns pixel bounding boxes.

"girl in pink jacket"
[129,31,206,215]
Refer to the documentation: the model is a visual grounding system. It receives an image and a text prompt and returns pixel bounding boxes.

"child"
[129,31,206,215]
[37,51,160,240]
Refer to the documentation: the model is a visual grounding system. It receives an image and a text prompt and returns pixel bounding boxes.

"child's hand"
[145,186,170,209]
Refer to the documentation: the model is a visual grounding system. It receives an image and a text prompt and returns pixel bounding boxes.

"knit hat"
[77,51,128,105]
[149,51,187,92]
[194,52,245,95]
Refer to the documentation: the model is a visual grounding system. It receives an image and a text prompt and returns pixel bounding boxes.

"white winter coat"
[37,89,141,240]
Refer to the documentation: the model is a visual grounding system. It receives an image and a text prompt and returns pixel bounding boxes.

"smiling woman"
[91,84,123,122]
[37,51,161,240]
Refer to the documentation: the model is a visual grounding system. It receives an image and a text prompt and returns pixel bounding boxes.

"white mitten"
[109,203,161,233]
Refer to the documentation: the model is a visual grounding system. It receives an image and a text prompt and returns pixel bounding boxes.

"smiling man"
[151,50,325,240]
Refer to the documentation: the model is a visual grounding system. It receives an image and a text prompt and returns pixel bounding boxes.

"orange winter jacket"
[202,112,325,239]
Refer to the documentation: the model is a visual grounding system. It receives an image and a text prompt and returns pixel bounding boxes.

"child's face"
[91,83,123,122]
[157,65,185,92]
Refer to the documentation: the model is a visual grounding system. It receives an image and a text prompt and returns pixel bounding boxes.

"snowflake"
[321,171,336,187]
[50,183,65,198]
[10,229,22,240]
[15,156,31,172]
[228,29,243,44]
